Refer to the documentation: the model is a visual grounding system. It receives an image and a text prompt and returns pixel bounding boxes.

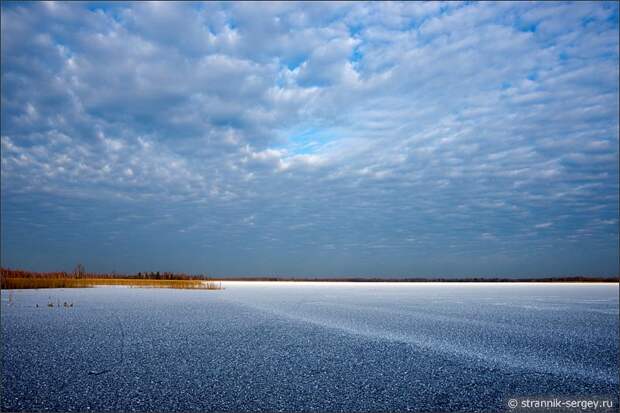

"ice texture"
[2,283,618,412]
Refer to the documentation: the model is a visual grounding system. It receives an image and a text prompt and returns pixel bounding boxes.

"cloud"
[1,1,618,276]
[535,223,553,229]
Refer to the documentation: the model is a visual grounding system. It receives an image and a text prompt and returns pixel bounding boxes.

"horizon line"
[1,267,618,283]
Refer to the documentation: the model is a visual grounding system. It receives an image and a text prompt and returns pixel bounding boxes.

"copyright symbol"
[508,399,518,409]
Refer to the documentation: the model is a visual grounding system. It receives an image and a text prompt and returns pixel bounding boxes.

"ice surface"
[2,283,618,412]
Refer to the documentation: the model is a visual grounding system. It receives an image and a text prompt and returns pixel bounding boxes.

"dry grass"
[204,281,222,290]
[1,277,222,290]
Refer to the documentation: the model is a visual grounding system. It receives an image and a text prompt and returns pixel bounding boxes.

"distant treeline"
[1,268,617,284]
[218,276,619,283]
[1,267,206,281]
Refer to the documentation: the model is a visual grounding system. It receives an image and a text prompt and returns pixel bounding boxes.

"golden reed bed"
[1,277,222,290]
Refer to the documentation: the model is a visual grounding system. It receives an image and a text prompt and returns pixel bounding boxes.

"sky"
[1,1,619,278]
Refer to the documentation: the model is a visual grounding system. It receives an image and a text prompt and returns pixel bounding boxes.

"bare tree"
[74,263,85,278]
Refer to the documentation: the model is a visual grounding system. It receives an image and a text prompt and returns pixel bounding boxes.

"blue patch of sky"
[513,16,538,34]
[605,3,619,24]
[284,55,307,71]
[350,48,363,64]
[348,24,363,37]
[276,127,335,155]
[85,2,126,20]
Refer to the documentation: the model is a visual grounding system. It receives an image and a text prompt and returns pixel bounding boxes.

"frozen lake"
[2,282,619,412]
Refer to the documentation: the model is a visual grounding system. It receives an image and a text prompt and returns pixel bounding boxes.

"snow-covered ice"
[2,283,618,412]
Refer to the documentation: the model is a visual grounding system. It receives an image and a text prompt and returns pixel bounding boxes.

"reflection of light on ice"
[216,281,618,384]
[219,281,619,287]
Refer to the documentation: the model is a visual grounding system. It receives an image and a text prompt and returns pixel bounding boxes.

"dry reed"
[1,277,222,290]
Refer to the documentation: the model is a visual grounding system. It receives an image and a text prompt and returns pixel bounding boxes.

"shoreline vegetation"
[1,267,222,290]
[1,267,617,290]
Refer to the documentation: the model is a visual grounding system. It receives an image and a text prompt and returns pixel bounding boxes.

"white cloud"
[1,1,618,276]
[535,222,553,229]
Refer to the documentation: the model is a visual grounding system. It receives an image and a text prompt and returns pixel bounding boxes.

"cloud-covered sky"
[1,1,618,277]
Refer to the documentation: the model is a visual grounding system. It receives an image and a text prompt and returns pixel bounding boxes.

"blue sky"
[1,1,618,277]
